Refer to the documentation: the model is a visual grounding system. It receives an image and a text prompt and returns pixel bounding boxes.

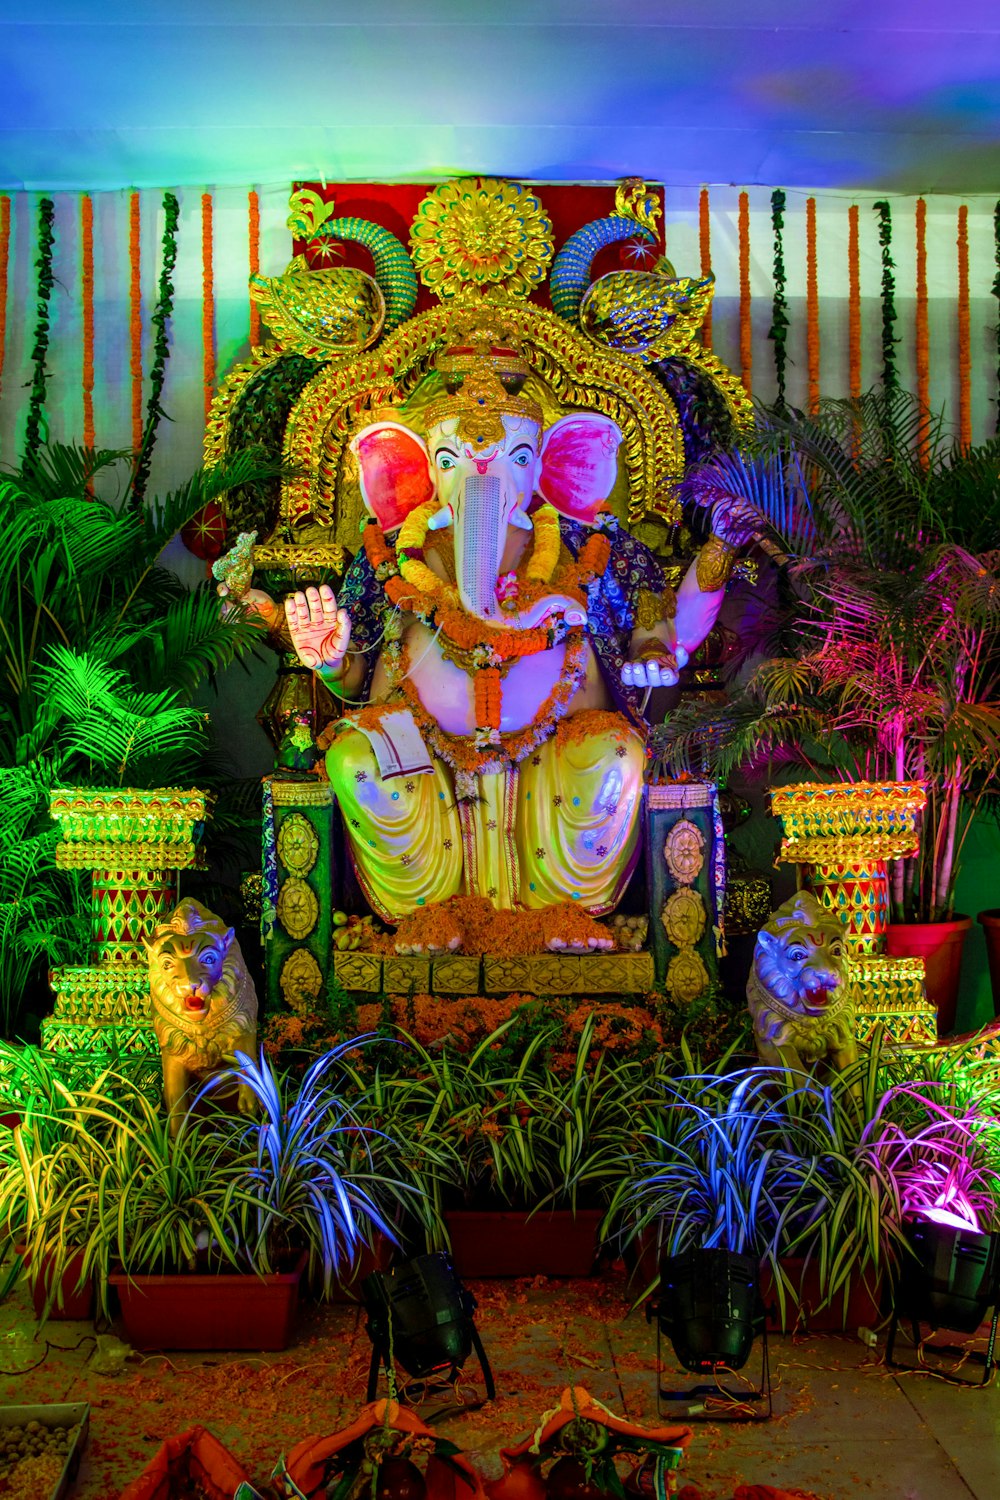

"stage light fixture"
[362,1252,495,1401]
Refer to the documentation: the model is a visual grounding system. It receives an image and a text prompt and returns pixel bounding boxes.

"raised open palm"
[285,585,352,671]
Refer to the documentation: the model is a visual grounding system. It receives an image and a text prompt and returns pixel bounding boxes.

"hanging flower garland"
[131,191,179,508]
[81,194,95,455]
[738,190,752,396]
[957,204,971,451]
[129,192,143,455]
[915,198,930,466]
[248,190,261,348]
[806,197,820,415]
[0,195,10,400]
[873,200,898,394]
[699,187,713,351]
[993,200,1000,434]
[201,191,215,423]
[23,196,55,464]
[767,189,788,409]
[847,204,861,399]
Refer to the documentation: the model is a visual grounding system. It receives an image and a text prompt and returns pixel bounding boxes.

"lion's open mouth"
[804,988,830,1009]
[184,995,208,1013]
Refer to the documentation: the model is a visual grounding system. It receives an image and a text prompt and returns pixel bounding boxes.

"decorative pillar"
[644,780,726,1003]
[262,777,336,1013]
[42,787,213,1063]
[769,781,937,1045]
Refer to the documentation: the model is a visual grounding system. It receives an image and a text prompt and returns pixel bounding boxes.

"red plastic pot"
[109,1252,306,1351]
[977,910,1000,1019]
[762,1258,882,1333]
[886,914,971,1035]
[444,1210,603,1278]
[20,1246,94,1321]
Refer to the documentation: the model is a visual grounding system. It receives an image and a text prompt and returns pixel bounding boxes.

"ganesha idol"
[272,326,743,938]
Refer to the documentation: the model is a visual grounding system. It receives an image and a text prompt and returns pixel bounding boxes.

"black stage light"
[886,1218,1000,1386]
[647,1248,771,1420]
[362,1251,495,1401]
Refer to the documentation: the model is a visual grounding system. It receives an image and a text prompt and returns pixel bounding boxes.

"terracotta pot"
[444,1210,603,1278]
[23,1246,94,1321]
[109,1252,306,1351]
[977,910,1000,1019]
[886,915,971,1035]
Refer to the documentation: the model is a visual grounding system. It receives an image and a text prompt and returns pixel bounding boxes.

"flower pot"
[21,1247,94,1322]
[443,1210,603,1278]
[895,1218,1000,1333]
[108,1253,306,1351]
[328,1233,395,1304]
[762,1257,881,1332]
[886,915,971,1034]
[977,910,1000,1018]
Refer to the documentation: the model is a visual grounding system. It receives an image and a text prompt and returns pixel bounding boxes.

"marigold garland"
[873,200,898,395]
[957,204,971,451]
[0,195,10,400]
[848,204,861,399]
[248,189,261,348]
[129,191,143,455]
[768,189,789,409]
[699,187,712,351]
[24,196,55,464]
[201,191,215,424]
[993,200,1000,434]
[738,190,752,395]
[806,196,820,415]
[131,191,179,508]
[81,194,95,455]
[915,198,930,466]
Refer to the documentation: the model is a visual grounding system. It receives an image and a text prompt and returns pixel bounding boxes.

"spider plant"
[661,387,1000,922]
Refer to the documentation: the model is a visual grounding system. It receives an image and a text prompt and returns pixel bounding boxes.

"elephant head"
[351,367,622,625]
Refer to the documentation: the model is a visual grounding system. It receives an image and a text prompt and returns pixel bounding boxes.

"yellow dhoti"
[327,709,644,921]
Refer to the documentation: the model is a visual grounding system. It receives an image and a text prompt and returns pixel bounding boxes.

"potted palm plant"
[664,389,1000,1031]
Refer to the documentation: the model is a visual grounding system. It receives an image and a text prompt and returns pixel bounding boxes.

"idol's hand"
[285,585,352,673]
[710,494,760,549]
[217,582,278,623]
[621,643,687,690]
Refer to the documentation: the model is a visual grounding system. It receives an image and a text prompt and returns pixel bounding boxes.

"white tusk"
[426,506,453,531]
[509,506,534,531]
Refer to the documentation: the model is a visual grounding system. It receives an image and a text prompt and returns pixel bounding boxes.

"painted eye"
[437,453,457,471]
[788,947,806,961]
[513,452,531,467]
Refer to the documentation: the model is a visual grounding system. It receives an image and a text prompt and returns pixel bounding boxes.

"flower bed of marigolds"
[2,983,999,1341]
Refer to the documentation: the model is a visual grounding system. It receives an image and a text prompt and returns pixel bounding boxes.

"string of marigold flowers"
[738,190,751,395]
[915,198,930,467]
[993,201,1000,434]
[699,187,713,351]
[957,204,971,450]
[873,200,898,395]
[806,197,820,415]
[81,194,95,455]
[129,192,143,455]
[768,189,788,409]
[202,192,215,423]
[848,204,861,399]
[131,191,179,508]
[0,196,10,401]
[23,196,55,464]
[248,189,261,348]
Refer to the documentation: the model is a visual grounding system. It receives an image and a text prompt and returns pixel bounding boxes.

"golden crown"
[422,316,542,451]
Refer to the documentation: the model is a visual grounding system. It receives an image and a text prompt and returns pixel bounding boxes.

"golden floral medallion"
[276,812,320,876]
[663,819,706,886]
[279,947,324,1012]
[276,876,319,939]
[410,178,554,300]
[661,886,708,948]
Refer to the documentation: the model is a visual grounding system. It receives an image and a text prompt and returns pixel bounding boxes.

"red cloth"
[119,1426,252,1500]
[285,1401,484,1500]
[501,1386,692,1465]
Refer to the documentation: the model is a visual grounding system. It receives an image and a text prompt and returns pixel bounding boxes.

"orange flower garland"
[201,192,215,423]
[915,197,930,467]
[848,203,861,400]
[81,194,95,454]
[738,190,751,395]
[128,191,142,454]
[806,196,819,414]
[0,195,9,399]
[699,187,712,351]
[248,189,261,348]
[957,203,971,450]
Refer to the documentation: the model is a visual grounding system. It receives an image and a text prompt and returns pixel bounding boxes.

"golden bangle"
[631,640,678,669]
[696,533,738,593]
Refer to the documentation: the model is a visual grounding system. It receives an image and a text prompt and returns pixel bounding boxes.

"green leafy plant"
[662,388,1000,921]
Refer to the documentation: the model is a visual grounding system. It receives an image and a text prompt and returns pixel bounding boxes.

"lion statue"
[746,890,858,1072]
[145,898,258,1132]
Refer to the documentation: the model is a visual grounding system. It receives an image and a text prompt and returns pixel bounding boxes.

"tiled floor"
[2,1275,997,1499]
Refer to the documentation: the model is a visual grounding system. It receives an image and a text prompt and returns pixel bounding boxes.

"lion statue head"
[145,898,257,1063]
[747,890,857,1070]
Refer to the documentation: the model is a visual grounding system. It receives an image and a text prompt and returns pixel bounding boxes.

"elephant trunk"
[453,474,506,621]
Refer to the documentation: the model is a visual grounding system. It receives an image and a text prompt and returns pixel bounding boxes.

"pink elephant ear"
[351,421,435,533]
[537,413,622,525]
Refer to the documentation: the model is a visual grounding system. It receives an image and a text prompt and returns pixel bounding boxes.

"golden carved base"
[849,955,937,1047]
[333,949,654,996]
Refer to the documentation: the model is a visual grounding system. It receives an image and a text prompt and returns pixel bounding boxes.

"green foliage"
[0,442,282,1034]
[670,388,1000,920]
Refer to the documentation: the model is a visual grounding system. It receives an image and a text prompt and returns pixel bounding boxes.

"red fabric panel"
[119,1426,252,1500]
